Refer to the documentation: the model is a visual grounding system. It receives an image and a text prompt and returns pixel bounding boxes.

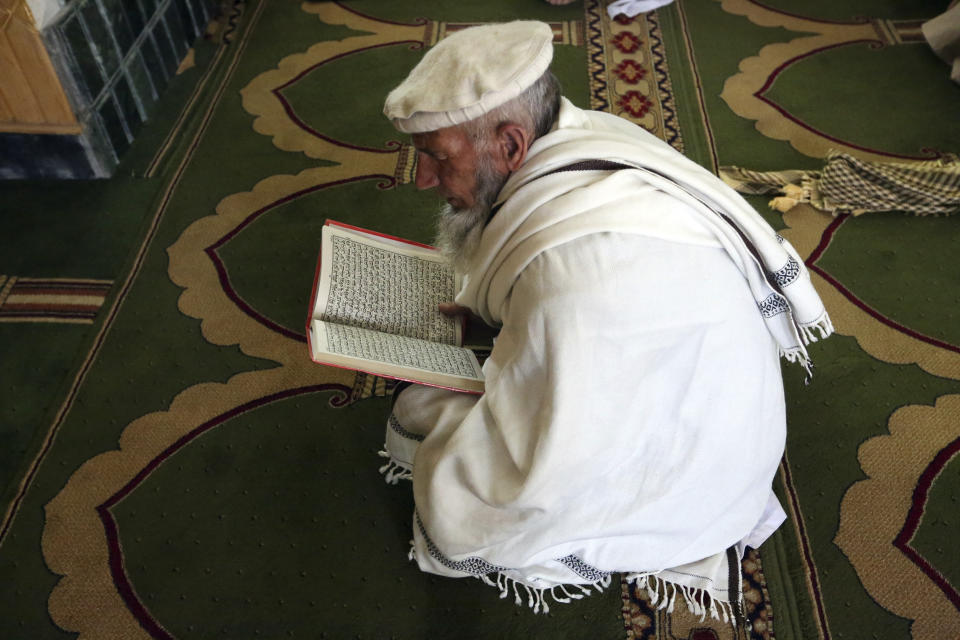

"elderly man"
[378,21,830,619]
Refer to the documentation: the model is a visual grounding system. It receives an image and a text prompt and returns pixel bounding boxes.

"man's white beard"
[434,156,507,272]
[435,202,488,272]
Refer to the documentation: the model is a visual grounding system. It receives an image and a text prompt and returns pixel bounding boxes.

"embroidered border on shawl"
[415,512,609,580]
[772,257,800,288]
[559,555,613,581]
[758,293,790,318]
[389,414,425,442]
[416,512,509,574]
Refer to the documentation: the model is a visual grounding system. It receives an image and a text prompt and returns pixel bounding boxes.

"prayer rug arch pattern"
[773,198,960,639]
[37,2,624,638]
[717,0,956,163]
[675,1,960,637]
[14,0,959,638]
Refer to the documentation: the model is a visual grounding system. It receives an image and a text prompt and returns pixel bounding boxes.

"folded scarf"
[720,151,960,217]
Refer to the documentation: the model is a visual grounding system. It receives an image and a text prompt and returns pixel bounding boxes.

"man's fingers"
[438,302,470,316]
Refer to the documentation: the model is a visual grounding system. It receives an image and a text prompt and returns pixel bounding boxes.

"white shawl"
[461,98,832,371]
[385,99,831,619]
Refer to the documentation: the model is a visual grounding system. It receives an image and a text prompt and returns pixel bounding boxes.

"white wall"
[27,0,66,28]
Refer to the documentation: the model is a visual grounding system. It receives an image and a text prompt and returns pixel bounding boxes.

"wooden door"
[0,0,80,134]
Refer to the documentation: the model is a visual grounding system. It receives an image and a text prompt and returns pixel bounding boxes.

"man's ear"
[495,122,531,173]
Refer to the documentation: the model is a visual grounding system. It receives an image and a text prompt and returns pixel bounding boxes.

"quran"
[307,220,485,394]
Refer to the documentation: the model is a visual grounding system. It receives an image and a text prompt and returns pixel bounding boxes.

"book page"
[311,320,484,390]
[313,225,461,345]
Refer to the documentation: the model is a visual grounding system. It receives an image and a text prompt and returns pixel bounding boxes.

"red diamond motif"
[611,31,642,54]
[613,60,647,84]
[619,91,653,118]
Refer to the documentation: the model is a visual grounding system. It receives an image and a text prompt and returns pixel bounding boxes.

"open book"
[306,220,485,394]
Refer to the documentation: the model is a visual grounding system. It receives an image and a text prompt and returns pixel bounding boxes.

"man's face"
[411,125,510,268]
[411,127,481,210]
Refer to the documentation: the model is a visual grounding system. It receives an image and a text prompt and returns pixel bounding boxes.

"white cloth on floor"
[606,0,675,20]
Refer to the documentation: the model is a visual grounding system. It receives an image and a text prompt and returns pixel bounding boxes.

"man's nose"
[415,154,440,190]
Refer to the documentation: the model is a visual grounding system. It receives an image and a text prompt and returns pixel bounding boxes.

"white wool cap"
[383,21,554,133]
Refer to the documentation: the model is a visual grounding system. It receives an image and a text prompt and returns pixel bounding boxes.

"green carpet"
[1,1,959,638]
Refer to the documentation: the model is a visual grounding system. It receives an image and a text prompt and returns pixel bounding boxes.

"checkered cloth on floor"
[719,151,960,216]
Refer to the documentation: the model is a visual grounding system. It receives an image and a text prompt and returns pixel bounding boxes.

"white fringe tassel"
[377,449,412,484]
[402,555,745,622]
[624,573,741,624]
[403,534,745,622]
[780,312,834,382]
[449,570,617,615]
[799,312,834,346]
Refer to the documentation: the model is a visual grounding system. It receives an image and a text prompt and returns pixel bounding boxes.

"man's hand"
[438,302,473,318]
[439,302,497,348]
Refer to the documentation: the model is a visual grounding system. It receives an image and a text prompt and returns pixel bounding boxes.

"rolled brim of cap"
[383,21,554,133]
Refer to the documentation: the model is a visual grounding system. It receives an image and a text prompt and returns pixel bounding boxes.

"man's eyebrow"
[417,146,450,161]
[411,136,448,158]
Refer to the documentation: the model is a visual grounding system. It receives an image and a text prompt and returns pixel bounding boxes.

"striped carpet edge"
[0,276,112,324]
